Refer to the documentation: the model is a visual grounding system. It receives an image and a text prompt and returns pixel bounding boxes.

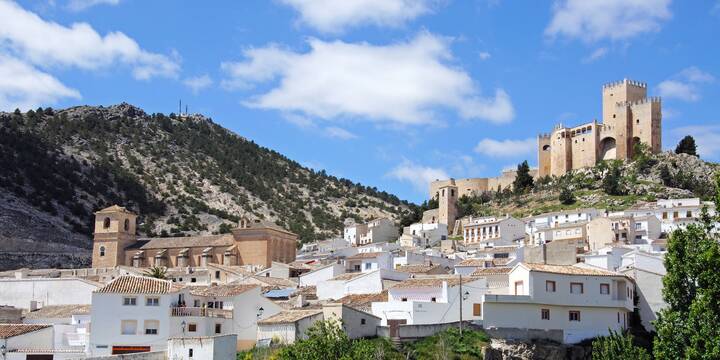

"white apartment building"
[371,276,488,326]
[316,269,409,300]
[525,209,603,238]
[0,324,86,360]
[461,216,525,247]
[297,263,345,287]
[0,276,100,309]
[619,251,667,332]
[344,251,393,273]
[482,263,634,344]
[344,218,398,246]
[89,275,282,356]
[625,198,716,234]
[399,222,448,248]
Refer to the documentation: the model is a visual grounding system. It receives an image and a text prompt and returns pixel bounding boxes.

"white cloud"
[0,1,179,80]
[222,33,514,126]
[324,126,357,140]
[478,51,491,60]
[387,160,449,193]
[279,0,434,33]
[474,137,536,158]
[657,66,714,102]
[671,126,720,159]
[0,55,80,111]
[545,0,672,42]
[183,74,213,94]
[582,47,607,63]
[66,0,120,11]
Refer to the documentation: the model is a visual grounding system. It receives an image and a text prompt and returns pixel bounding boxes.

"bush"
[592,330,650,360]
[559,187,576,205]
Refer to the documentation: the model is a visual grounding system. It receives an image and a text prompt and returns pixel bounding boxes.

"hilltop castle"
[429,79,662,233]
[538,79,662,177]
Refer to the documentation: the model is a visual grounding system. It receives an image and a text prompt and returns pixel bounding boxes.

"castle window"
[613,114,616,119]
[99,246,105,257]
[103,217,111,229]
[124,219,130,231]
[636,119,640,124]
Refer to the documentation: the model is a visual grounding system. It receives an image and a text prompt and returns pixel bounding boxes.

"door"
[514,281,524,295]
[388,319,407,338]
[27,355,53,360]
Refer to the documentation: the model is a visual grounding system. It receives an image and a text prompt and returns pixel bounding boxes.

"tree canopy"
[675,135,698,157]
[513,160,534,194]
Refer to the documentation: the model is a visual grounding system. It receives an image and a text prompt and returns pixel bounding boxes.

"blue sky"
[1,0,719,203]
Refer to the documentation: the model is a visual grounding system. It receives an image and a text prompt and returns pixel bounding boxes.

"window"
[618,312,621,323]
[541,309,550,320]
[514,281,524,295]
[569,311,581,322]
[364,262,372,270]
[600,284,610,295]
[103,217,111,229]
[673,211,679,219]
[188,323,197,332]
[99,246,105,257]
[124,218,130,231]
[190,278,197,283]
[687,211,692,218]
[570,283,584,294]
[545,281,556,292]
[662,212,668,219]
[123,297,137,306]
[361,318,366,325]
[354,265,361,272]
[189,349,194,358]
[431,297,437,302]
[146,297,159,306]
[215,271,221,279]
[214,323,222,334]
[144,320,159,335]
[473,304,482,316]
[121,320,137,335]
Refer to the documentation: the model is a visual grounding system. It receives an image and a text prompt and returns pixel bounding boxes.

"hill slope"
[0,104,413,270]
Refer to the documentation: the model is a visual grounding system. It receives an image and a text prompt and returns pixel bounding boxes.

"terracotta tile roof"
[189,284,258,297]
[257,309,323,325]
[24,305,90,320]
[95,205,134,214]
[393,276,468,289]
[457,258,489,267]
[347,252,385,260]
[138,234,235,250]
[520,263,624,277]
[493,258,512,266]
[0,324,51,339]
[395,264,443,274]
[247,275,297,288]
[471,267,512,275]
[337,291,388,310]
[330,272,366,281]
[95,275,181,294]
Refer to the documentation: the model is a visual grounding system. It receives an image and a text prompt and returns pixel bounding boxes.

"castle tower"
[438,183,458,234]
[602,79,647,127]
[537,133,552,177]
[92,205,138,268]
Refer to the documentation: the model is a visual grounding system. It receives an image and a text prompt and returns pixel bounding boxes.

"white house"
[345,219,398,246]
[392,250,455,270]
[344,252,393,273]
[23,304,91,352]
[298,263,345,287]
[482,263,635,344]
[461,216,525,247]
[371,276,488,327]
[0,324,86,360]
[399,222,448,248]
[625,198,717,234]
[619,251,667,332]
[316,270,409,300]
[257,304,381,345]
[0,276,100,309]
[525,209,603,240]
[167,334,237,360]
[581,246,635,272]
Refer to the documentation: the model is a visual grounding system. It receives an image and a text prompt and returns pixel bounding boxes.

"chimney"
[296,294,306,308]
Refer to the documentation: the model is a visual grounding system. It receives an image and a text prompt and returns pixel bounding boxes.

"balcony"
[170,307,233,319]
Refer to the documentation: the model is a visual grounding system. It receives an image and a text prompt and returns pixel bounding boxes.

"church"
[91,205,297,269]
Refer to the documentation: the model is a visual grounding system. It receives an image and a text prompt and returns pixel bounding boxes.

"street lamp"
[181,320,186,335]
[463,291,470,300]
[1,343,6,360]
[257,307,264,319]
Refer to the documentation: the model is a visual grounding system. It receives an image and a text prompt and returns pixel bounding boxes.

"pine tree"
[559,187,575,205]
[513,160,534,194]
[675,135,698,157]
[602,162,623,196]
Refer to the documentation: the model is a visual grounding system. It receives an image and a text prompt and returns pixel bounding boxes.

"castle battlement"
[615,96,662,108]
[538,133,551,139]
[603,78,647,89]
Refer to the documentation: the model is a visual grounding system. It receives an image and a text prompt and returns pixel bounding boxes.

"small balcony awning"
[133,250,145,259]
[178,248,190,257]
[154,249,168,258]
[224,244,237,254]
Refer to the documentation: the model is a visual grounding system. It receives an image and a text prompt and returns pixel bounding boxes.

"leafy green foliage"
[404,327,489,360]
[513,160,534,194]
[275,319,401,360]
[143,266,167,279]
[591,330,650,360]
[559,187,576,205]
[601,161,624,196]
[675,135,698,157]
[653,172,720,359]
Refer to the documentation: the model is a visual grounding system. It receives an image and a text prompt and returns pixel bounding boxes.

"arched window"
[124,219,130,231]
[103,217,111,229]
[99,246,106,257]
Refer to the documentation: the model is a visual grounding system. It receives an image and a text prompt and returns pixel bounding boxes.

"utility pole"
[459,273,463,337]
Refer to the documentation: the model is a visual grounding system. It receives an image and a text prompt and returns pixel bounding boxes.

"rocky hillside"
[454,150,719,223]
[0,104,413,270]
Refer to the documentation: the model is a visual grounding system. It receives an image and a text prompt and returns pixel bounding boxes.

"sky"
[1,0,719,204]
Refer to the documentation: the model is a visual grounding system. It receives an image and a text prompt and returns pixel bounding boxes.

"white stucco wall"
[167,334,237,360]
[0,278,98,308]
[298,263,345,287]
